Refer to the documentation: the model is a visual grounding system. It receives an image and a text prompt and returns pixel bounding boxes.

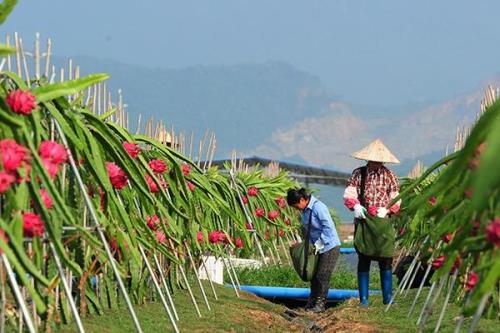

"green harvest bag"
[354,215,395,258]
[353,166,395,258]
[290,240,318,282]
[289,203,318,281]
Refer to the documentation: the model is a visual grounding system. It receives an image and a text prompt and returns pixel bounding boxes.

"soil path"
[314,300,380,333]
[290,299,383,333]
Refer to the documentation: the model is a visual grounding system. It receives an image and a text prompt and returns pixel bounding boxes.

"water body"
[307,184,353,223]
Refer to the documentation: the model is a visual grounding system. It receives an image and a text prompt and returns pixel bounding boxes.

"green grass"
[228,259,384,290]
[327,288,500,333]
[341,240,353,248]
[49,281,500,333]
[52,282,302,333]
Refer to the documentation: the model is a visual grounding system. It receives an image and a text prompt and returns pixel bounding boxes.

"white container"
[198,256,224,285]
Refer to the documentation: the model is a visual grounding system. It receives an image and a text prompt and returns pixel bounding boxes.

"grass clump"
[229,259,383,290]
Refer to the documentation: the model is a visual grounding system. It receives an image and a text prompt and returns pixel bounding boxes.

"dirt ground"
[312,299,380,333]
[281,299,383,333]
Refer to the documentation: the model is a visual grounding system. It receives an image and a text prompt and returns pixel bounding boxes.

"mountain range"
[54,56,498,175]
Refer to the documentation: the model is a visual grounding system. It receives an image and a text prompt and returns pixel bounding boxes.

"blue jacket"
[301,196,341,254]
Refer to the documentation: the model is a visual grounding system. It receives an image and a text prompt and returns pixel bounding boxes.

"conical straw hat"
[157,129,173,145]
[351,139,400,164]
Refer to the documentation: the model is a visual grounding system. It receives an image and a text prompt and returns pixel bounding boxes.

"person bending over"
[287,188,341,312]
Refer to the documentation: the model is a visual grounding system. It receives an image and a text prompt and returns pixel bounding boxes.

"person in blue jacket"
[287,188,341,312]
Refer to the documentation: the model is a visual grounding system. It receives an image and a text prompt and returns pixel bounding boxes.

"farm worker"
[343,139,401,306]
[287,188,341,312]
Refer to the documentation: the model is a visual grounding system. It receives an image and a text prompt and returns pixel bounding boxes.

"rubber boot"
[305,296,314,310]
[380,269,393,305]
[357,272,369,306]
[307,297,326,313]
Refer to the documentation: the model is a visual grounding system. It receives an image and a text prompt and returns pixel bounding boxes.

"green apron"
[354,215,395,258]
[353,166,395,258]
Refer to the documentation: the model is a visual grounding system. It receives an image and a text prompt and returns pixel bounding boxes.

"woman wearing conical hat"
[343,139,401,306]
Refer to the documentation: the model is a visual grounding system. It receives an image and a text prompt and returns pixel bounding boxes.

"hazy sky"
[3,0,500,105]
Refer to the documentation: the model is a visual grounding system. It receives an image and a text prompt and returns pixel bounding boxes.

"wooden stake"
[221,256,240,298]
[103,83,107,115]
[208,136,216,169]
[5,34,11,71]
[417,275,447,331]
[200,254,219,300]
[467,293,491,333]
[138,246,179,333]
[135,113,142,135]
[68,58,73,81]
[152,254,180,321]
[279,236,292,265]
[19,37,31,85]
[189,133,194,159]
[44,38,52,77]
[0,260,6,333]
[1,254,36,333]
[168,240,202,318]
[272,239,282,264]
[202,133,211,170]
[92,85,97,113]
[85,87,92,106]
[433,270,458,333]
[184,242,211,311]
[14,32,22,77]
[97,83,101,115]
[198,130,209,166]
[48,241,85,333]
[226,252,241,289]
[34,33,40,79]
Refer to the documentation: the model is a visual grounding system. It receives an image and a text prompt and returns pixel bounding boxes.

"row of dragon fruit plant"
[386,86,500,332]
[0,59,299,332]
[0,3,301,332]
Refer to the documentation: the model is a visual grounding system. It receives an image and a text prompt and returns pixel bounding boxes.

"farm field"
[53,282,305,333]
[1,1,499,332]
[52,283,500,333]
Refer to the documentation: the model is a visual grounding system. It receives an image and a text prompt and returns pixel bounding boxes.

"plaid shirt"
[343,165,401,213]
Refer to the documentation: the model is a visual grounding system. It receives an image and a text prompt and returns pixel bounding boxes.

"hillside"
[53,56,498,171]
[55,56,334,152]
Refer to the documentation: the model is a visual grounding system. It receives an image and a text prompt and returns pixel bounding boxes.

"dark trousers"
[357,252,392,273]
[310,246,340,299]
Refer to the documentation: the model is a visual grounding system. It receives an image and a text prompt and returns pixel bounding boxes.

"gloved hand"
[377,207,389,218]
[354,204,367,219]
[314,239,325,254]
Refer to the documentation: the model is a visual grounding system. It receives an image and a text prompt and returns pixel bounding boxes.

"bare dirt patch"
[246,309,289,327]
[312,299,383,333]
[230,308,304,332]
